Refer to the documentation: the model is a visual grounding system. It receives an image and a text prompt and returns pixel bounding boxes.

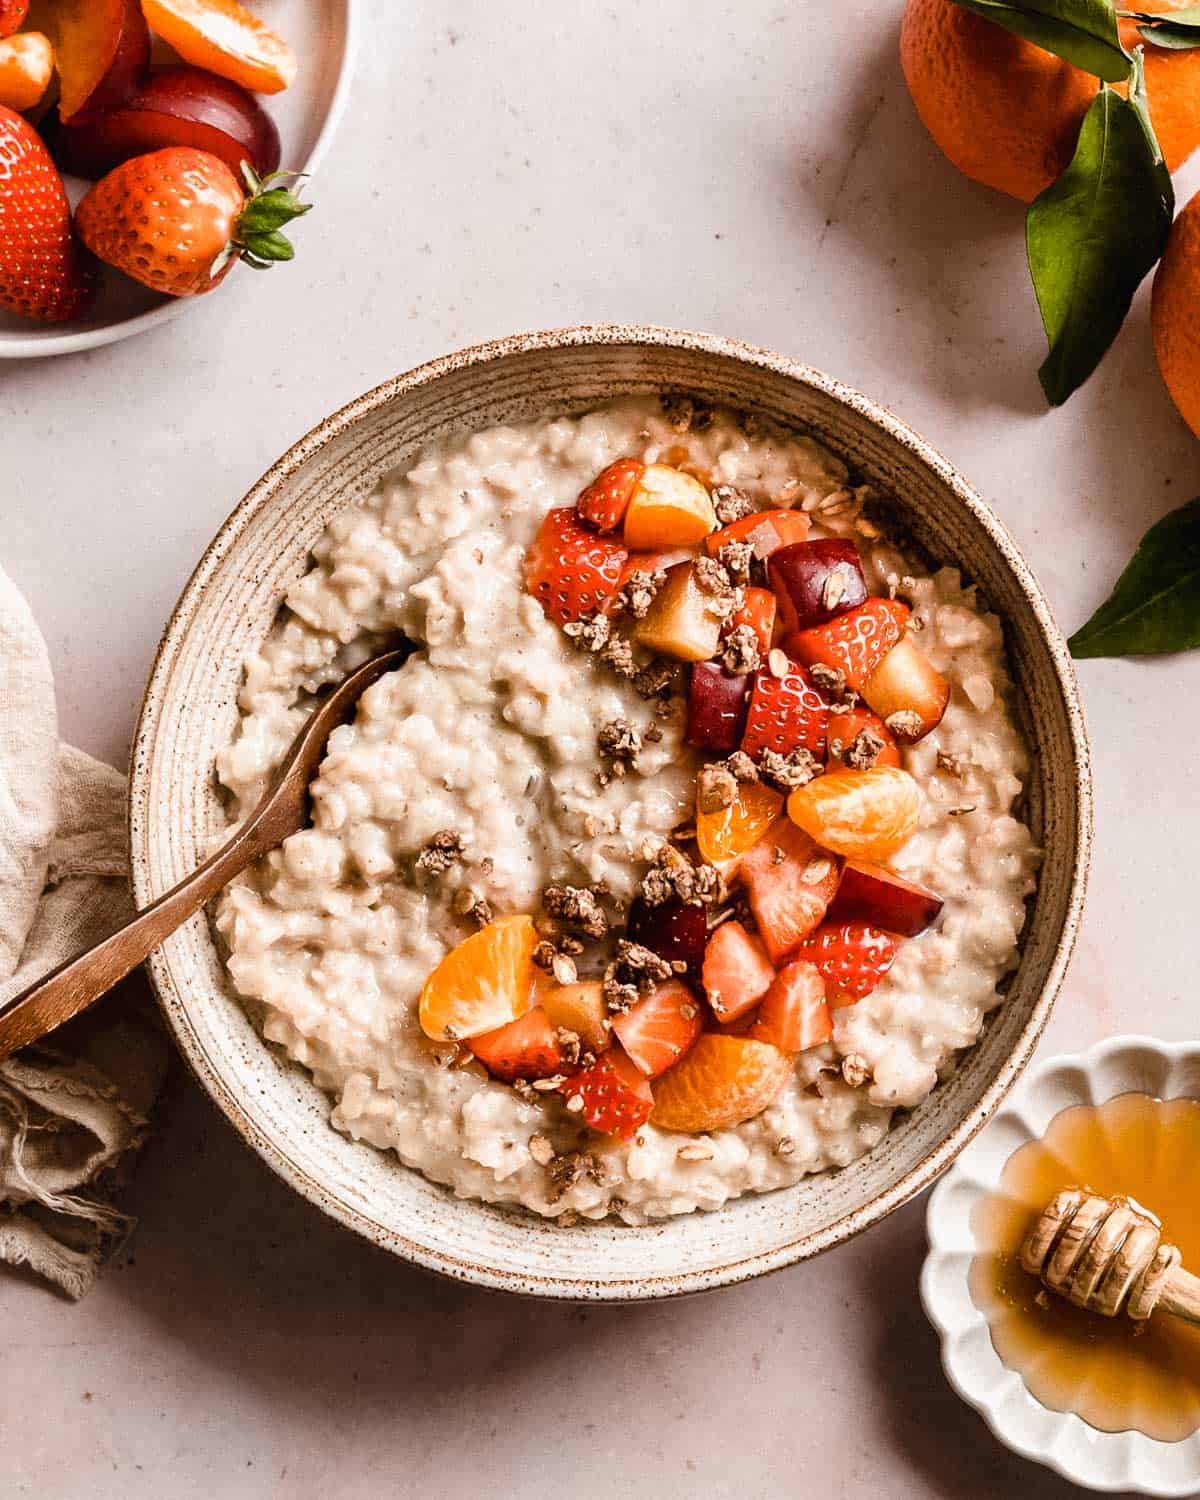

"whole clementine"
[1152,189,1200,439]
[900,0,1099,202]
[1119,1,1200,172]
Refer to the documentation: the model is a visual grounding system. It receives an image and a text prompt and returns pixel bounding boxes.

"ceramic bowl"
[128,325,1092,1299]
[0,0,359,360]
[923,1036,1200,1495]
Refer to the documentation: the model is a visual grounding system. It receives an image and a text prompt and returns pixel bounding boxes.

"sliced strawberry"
[525,506,628,624]
[610,979,704,1079]
[793,921,899,1006]
[470,1007,562,1082]
[702,919,775,1022]
[787,598,909,693]
[726,586,777,656]
[826,708,901,769]
[740,820,840,963]
[561,1045,654,1140]
[705,509,810,560]
[750,960,831,1052]
[740,661,830,761]
[577,458,646,533]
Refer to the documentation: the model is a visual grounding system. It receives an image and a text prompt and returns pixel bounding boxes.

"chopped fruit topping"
[524,506,628,625]
[702,920,775,1022]
[727,586,776,657]
[0,33,53,112]
[626,896,709,983]
[470,1007,562,1082]
[141,0,298,94]
[42,0,149,122]
[787,765,922,861]
[610,979,704,1078]
[623,464,717,550]
[418,914,537,1041]
[686,662,752,751]
[787,598,910,692]
[577,457,646,533]
[750,960,831,1052]
[740,661,830,761]
[561,1046,653,1140]
[695,779,783,875]
[704,509,810,559]
[861,636,950,742]
[740,819,840,963]
[0,1,29,41]
[633,560,724,662]
[768,539,868,635]
[827,861,943,937]
[539,980,609,1051]
[794,921,899,1006]
[826,708,901,770]
[650,1034,793,1133]
[0,107,95,323]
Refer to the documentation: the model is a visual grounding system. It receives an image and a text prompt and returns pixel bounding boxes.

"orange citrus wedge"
[651,1034,793,1133]
[418,914,537,1041]
[141,0,297,93]
[696,779,783,876]
[787,766,922,861]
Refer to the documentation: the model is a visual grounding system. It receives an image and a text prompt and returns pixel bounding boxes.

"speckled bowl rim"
[129,324,1093,1298]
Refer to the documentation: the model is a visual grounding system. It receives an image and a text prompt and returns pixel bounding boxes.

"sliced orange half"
[418,914,537,1041]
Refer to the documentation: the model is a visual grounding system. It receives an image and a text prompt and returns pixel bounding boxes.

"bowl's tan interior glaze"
[129,328,1091,1298]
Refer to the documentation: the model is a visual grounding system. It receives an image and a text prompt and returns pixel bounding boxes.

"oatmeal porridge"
[214,395,1039,1225]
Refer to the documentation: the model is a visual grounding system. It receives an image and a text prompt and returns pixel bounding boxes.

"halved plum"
[627,895,708,983]
[54,64,281,179]
[33,0,150,120]
[768,539,867,636]
[686,662,751,751]
[826,860,943,937]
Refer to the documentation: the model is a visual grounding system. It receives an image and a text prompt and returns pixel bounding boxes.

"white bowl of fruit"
[0,0,356,357]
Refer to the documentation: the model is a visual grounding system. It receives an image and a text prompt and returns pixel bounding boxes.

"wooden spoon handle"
[0,830,259,1064]
[1160,1266,1200,1328]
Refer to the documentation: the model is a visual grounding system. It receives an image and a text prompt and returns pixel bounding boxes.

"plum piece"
[54,65,282,179]
[633,560,723,662]
[686,662,751,751]
[768,539,868,636]
[826,860,943,937]
[862,637,950,742]
[627,896,708,983]
[38,0,150,121]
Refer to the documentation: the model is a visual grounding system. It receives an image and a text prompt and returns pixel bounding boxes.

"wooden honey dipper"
[1021,1188,1200,1325]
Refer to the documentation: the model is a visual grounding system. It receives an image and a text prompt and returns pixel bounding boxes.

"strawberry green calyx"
[214,164,312,277]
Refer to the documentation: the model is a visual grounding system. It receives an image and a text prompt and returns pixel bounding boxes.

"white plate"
[922,1035,1200,1496]
[0,0,358,359]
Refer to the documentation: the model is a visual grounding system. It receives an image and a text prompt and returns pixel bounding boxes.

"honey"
[970,1092,1200,1442]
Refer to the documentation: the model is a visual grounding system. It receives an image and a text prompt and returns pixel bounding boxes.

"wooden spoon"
[0,645,411,1064]
[1020,1187,1200,1326]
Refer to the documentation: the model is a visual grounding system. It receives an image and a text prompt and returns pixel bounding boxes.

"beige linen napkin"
[0,563,168,1298]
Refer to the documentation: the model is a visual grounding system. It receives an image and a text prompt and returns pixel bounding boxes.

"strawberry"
[704,509,810,559]
[577,458,646,533]
[525,506,628,624]
[0,0,29,40]
[702,919,775,1022]
[741,819,840,963]
[740,660,830,761]
[75,151,309,298]
[750,959,831,1052]
[561,1046,653,1140]
[610,979,703,1079]
[726,586,777,657]
[469,1007,562,1083]
[787,598,909,693]
[793,921,899,1006]
[0,107,94,322]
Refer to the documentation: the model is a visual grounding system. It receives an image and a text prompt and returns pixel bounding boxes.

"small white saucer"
[922,1035,1200,1496]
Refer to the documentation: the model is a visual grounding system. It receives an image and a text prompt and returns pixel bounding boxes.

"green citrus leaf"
[1134,8,1200,50]
[1069,496,1200,657]
[951,0,1130,79]
[1026,59,1173,406]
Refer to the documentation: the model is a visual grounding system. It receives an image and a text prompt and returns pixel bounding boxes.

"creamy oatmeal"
[214,396,1039,1224]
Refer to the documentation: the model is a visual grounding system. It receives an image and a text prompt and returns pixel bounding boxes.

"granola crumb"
[841,1053,870,1088]
[884,709,925,741]
[697,762,737,813]
[542,883,609,939]
[643,722,664,744]
[598,717,642,772]
[721,623,762,675]
[936,750,965,778]
[640,843,721,908]
[600,633,637,679]
[529,1134,556,1166]
[712,484,754,524]
[822,570,848,612]
[615,567,666,620]
[758,746,821,792]
[632,658,678,699]
[724,750,759,783]
[716,539,753,586]
[603,940,673,1012]
[844,727,886,771]
[415,829,464,876]
[562,610,612,654]
[807,661,854,703]
[775,1136,796,1157]
[948,805,977,818]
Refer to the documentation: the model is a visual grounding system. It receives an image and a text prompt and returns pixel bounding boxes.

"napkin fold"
[0,564,168,1299]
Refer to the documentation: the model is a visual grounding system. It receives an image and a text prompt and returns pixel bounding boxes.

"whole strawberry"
[75,150,310,298]
[0,106,94,322]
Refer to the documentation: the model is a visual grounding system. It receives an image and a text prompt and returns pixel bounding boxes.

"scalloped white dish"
[923,1035,1200,1496]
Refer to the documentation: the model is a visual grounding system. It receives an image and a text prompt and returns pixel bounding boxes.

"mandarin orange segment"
[623,464,717,550]
[141,0,297,93]
[650,1034,793,1133]
[786,766,922,861]
[418,914,537,1041]
[696,779,783,874]
[0,32,52,111]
